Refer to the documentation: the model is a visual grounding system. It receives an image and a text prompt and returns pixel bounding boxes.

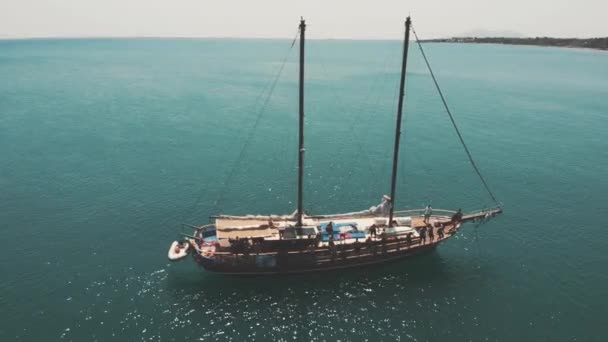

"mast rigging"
[388,17,412,227]
[170,16,504,275]
[296,18,306,227]
[410,24,500,207]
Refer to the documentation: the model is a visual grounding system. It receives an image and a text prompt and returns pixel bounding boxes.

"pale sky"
[0,0,605,39]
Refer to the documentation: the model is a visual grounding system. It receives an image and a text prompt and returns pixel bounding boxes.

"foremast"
[388,17,412,226]
[296,18,306,227]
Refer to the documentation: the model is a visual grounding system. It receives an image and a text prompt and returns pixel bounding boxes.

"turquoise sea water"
[1,38,607,341]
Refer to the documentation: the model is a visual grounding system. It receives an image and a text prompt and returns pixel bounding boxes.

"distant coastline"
[1,36,607,51]
[423,37,608,51]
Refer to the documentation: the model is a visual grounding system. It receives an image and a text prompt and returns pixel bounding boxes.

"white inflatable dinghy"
[168,241,190,261]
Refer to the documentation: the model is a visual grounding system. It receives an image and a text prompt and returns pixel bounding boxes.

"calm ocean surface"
[1,38,607,341]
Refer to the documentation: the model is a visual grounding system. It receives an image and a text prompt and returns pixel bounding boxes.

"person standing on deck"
[353,238,361,254]
[365,236,373,250]
[419,226,427,244]
[427,224,435,241]
[368,224,377,238]
[326,221,334,239]
[329,238,336,261]
[450,209,463,226]
[424,204,433,224]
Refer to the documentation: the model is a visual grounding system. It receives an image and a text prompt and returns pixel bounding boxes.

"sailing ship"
[168,17,503,274]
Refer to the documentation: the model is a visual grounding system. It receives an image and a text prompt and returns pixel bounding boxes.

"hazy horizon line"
[1,34,606,42]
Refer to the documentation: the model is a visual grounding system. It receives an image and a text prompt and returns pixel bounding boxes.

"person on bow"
[451,209,463,226]
[424,204,433,224]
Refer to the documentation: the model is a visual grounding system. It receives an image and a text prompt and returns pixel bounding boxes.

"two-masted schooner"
[167,17,503,274]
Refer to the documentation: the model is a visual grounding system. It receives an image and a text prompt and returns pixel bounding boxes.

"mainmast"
[388,17,412,227]
[296,18,306,227]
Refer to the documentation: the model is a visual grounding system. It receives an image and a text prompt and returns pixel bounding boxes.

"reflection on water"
[168,250,451,292]
[60,251,497,341]
[4,39,606,341]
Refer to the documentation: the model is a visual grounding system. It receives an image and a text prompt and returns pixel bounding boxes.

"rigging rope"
[411,24,500,207]
[181,30,299,221]
[211,31,300,213]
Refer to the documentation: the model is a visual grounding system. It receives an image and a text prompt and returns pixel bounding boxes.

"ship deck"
[212,209,457,244]
[184,207,502,274]
[218,215,453,246]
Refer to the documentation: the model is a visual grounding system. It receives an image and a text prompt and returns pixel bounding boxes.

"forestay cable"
[411,24,500,206]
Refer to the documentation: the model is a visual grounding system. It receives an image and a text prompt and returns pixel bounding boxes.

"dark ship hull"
[186,209,500,276]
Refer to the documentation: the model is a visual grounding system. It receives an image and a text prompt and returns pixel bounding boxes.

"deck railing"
[204,231,453,268]
[200,223,456,260]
